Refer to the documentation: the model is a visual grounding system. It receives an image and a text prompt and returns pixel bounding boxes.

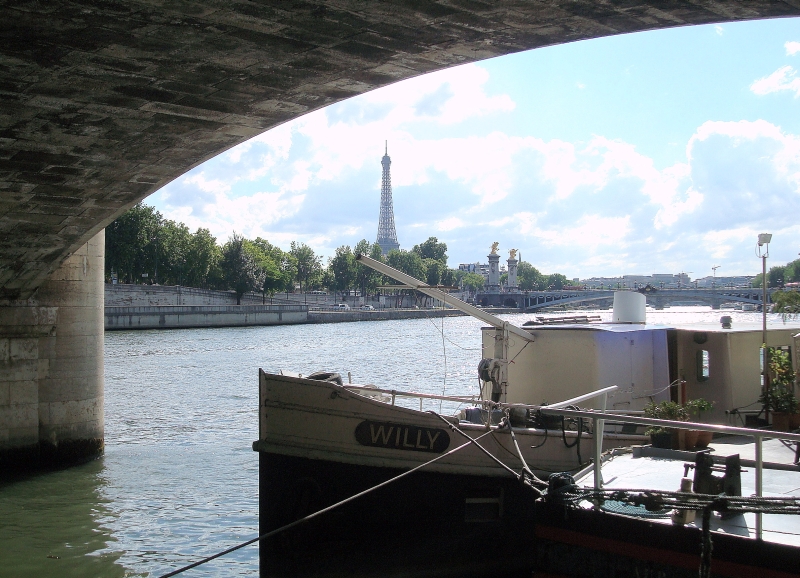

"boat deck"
[576,437,800,548]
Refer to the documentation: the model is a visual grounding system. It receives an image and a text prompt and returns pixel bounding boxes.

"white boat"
[254,256,800,577]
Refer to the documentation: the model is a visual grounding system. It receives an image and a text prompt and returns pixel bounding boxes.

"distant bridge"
[479,288,779,311]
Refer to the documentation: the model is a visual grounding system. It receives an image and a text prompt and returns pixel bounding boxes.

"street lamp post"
[711,265,721,310]
[757,233,772,422]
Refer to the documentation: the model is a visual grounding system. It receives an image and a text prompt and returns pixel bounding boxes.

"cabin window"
[696,350,709,382]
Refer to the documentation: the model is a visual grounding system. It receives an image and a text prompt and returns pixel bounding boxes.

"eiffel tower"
[376,142,400,255]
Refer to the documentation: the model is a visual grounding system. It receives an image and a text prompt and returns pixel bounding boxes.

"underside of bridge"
[2,0,800,469]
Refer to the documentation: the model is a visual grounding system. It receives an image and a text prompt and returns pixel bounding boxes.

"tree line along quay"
[104,203,574,303]
[105,203,800,315]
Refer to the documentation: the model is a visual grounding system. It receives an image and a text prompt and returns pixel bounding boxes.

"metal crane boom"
[355,254,534,343]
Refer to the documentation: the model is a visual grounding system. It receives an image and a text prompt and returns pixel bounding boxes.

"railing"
[344,381,800,539]
[537,406,800,540]
[343,384,481,409]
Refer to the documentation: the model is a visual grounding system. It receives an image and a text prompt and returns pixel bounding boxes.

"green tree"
[290,241,322,292]
[158,220,191,285]
[386,249,425,306]
[245,238,285,300]
[752,261,800,288]
[221,233,264,304]
[517,261,544,291]
[462,272,485,292]
[387,249,426,280]
[412,237,448,264]
[252,237,295,294]
[353,239,383,296]
[184,228,222,289]
[545,273,569,290]
[441,268,456,287]
[105,202,162,283]
[423,258,444,286]
[329,245,356,295]
[785,260,800,283]
[772,290,800,318]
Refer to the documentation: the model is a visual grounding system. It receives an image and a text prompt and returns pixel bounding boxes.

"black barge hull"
[258,451,800,578]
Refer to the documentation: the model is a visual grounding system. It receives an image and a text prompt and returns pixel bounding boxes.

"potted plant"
[685,398,714,448]
[760,384,799,432]
[760,348,800,431]
[644,426,672,449]
[644,401,689,449]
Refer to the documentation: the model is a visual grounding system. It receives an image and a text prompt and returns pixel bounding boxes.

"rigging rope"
[157,428,497,577]
[431,412,548,492]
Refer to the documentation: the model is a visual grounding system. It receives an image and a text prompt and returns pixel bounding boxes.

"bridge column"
[0,231,104,470]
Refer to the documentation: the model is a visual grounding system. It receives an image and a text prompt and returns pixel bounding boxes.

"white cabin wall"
[482,327,601,407]
[595,329,670,412]
[724,332,762,421]
[675,327,800,424]
[676,331,735,424]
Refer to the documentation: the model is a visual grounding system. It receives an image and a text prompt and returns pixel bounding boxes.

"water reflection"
[0,458,125,578]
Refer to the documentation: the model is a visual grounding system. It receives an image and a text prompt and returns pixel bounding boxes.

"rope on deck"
[549,484,800,578]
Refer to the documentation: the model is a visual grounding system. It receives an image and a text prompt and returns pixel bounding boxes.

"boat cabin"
[481,306,799,424]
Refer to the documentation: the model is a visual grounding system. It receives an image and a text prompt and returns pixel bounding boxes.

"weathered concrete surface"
[308,308,466,323]
[2,1,800,300]
[104,303,467,329]
[105,304,307,329]
[106,283,267,307]
[0,231,104,469]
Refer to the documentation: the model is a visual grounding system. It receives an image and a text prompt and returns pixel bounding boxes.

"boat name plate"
[354,420,450,453]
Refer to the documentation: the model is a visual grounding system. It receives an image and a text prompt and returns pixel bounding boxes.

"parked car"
[337,303,350,310]
[360,304,374,310]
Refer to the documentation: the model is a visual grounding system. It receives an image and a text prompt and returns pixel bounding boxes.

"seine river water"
[0,308,791,577]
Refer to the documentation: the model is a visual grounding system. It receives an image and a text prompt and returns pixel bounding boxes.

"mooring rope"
[431,412,547,492]
[157,429,495,577]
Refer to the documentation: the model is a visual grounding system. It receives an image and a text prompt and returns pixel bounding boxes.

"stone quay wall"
[308,309,466,324]
[105,305,307,330]
[105,284,266,307]
[105,305,469,330]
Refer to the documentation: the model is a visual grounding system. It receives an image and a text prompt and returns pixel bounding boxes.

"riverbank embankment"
[104,305,471,330]
[103,284,533,330]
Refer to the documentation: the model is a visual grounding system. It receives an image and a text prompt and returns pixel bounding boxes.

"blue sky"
[149,18,800,280]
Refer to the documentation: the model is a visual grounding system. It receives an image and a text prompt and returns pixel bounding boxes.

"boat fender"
[306,371,344,386]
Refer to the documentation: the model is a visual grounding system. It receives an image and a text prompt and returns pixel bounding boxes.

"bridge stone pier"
[1,232,104,470]
[2,1,799,470]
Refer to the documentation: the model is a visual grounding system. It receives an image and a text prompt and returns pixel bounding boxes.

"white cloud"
[750,65,800,97]
[436,217,465,231]
[786,41,800,56]
[182,172,232,195]
[150,47,800,277]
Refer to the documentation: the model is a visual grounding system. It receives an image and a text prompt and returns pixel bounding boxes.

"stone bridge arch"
[2,0,800,299]
[3,1,799,468]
